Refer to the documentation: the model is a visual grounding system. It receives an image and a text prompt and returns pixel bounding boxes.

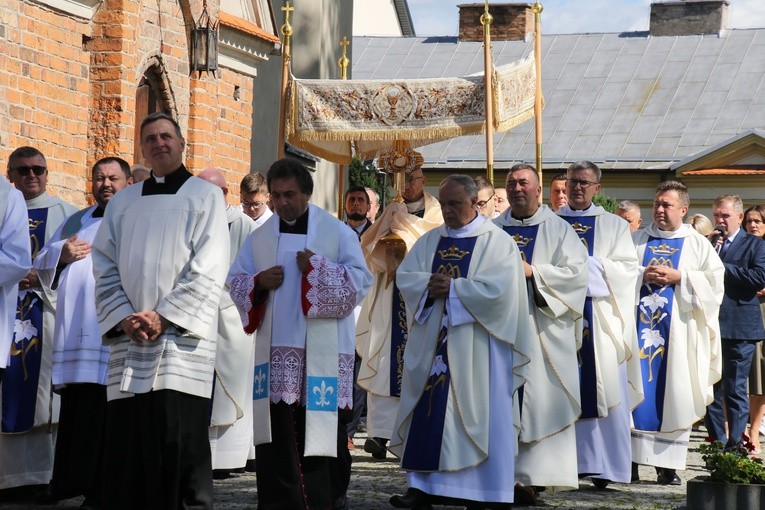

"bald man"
[130,164,151,183]
[197,169,258,475]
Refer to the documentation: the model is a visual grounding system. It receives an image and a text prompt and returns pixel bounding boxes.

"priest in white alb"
[494,164,588,496]
[197,168,257,475]
[34,157,132,505]
[557,161,643,488]
[631,181,723,485]
[389,175,532,508]
[228,158,372,510]
[92,113,229,509]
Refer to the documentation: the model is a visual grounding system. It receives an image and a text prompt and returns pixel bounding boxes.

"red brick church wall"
[2,0,255,207]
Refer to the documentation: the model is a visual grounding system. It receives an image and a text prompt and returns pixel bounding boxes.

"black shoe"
[656,468,681,485]
[591,477,610,489]
[34,484,61,504]
[514,483,538,506]
[213,469,233,480]
[364,437,388,460]
[244,458,257,472]
[631,462,640,482]
[332,494,350,510]
[389,488,432,509]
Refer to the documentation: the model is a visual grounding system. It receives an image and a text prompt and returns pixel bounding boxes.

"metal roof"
[352,29,765,170]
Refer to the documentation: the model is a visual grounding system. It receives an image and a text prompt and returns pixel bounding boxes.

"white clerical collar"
[558,203,596,217]
[154,174,165,184]
[446,213,485,238]
[645,223,693,239]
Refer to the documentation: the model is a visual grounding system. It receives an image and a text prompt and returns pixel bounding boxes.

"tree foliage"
[348,158,388,205]
[593,193,618,213]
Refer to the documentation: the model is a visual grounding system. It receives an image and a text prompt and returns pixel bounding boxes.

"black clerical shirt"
[142,165,193,196]
[279,208,309,234]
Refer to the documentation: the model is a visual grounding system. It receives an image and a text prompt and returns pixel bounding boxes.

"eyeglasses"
[406,175,424,184]
[11,165,46,176]
[566,178,598,189]
[477,192,495,210]
[242,200,267,209]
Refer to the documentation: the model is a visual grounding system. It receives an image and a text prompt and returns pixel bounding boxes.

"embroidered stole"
[389,281,407,397]
[633,237,684,431]
[250,213,341,457]
[401,235,477,471]
[59,207,92,240]
[560,215,600,419]
[2,207,48,432]
[502,224,539,412]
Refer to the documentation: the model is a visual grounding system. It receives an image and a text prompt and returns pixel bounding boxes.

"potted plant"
[687,437,765,510]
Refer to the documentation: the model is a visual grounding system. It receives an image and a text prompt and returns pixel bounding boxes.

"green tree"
[348,157,388,206]
[593,193,617,213]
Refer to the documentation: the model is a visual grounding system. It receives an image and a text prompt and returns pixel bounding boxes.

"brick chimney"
[458,3,533,42]
[649,1,729,37]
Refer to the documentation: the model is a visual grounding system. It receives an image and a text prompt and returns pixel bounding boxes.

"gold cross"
[281,2,294,24]
[340,36,350,52]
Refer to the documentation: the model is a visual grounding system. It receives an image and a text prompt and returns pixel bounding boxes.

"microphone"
[710,225,727,246]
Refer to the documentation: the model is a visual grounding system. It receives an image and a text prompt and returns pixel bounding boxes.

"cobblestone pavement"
[0,429,723,509]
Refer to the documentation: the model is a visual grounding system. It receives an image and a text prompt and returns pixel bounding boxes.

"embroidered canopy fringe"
[286,55,539,164]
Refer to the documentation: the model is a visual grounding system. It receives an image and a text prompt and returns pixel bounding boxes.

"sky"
[407,0,765,37]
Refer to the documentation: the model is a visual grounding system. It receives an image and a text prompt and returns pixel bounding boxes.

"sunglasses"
[12,165,46,176]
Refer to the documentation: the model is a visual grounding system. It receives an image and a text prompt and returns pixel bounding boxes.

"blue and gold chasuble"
[559,215,600,419]
[389,281,407,397]
[401,235,477,471]
[501,224,539,411]
[2,208,48,432]
[632,237,684,431]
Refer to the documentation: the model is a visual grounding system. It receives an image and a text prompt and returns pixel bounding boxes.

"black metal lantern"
[191,2,218,77]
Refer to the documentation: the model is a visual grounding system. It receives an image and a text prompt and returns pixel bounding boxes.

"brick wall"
[1,0,257,207]
[187,71,254,204]
[0,2,91,206]
[459,3,533,43]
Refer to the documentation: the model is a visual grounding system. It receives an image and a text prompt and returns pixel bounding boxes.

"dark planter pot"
[687,476,765,510]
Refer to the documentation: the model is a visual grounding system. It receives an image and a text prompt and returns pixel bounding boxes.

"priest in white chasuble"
[631,181,723,485]
[228,158,372,510]
[92,113,229,510]
[0,146,76,497]
[494,164,588,495]
[557,160,643,488]
[35,157,132,506]
[197,168,257,474]
[0,175,31,383]
[389,175,532,508]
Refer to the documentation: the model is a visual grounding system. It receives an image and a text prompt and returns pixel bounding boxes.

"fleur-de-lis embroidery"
[253,369,267,396]
[313,380,334,407]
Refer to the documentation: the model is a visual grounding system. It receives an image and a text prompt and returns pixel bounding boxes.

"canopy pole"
[337,36,351,219]
[533,1,544,203]
[481,1,494,184]
[277,1,294,161]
